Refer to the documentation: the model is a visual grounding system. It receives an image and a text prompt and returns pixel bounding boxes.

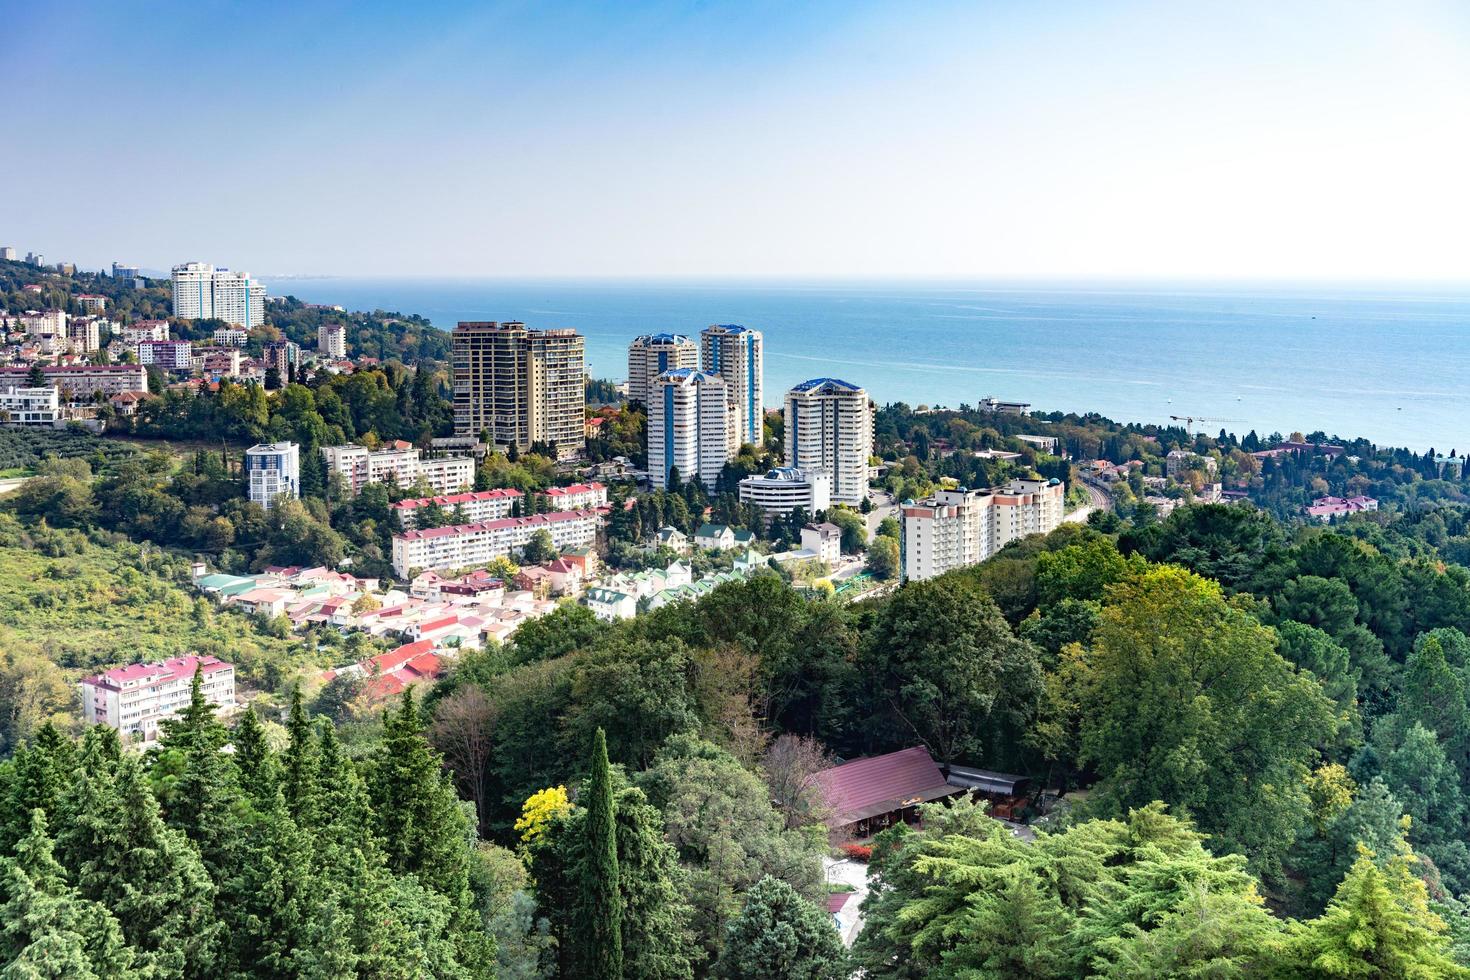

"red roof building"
[811,746,961,835]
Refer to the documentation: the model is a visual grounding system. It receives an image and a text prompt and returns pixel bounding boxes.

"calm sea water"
[276,278,1470,453]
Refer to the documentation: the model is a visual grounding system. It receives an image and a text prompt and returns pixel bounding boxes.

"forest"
[8,498,1470,975]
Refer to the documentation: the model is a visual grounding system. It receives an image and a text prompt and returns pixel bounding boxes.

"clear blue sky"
[6,1,1470,279]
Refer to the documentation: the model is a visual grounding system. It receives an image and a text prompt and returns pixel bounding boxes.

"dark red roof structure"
[811,746,959,828]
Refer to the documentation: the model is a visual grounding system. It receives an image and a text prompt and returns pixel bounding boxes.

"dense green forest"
[10,498,1470,975]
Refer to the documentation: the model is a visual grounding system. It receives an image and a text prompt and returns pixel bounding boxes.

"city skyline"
[9,1,1470,280]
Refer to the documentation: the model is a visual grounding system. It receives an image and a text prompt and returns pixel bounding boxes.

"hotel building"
[738,466,832,518]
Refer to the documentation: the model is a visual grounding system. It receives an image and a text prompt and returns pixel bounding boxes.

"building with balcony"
[785,377,872,506]
[452,321,585,459]
[901,478,1065,581]
[80,655,236,744]
[628,333,698,405]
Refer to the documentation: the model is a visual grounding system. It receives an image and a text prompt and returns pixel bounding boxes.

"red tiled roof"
[391,488,523,511]
[545,482,606,496]
[84,654,231,690]
[827,893,852,914]
[396,509,599,541]
[812,746,956,827]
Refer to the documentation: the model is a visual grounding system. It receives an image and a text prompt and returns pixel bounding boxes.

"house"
[1307,495,1379,521]
[561,545,598,580]
[655,526,689,553]
[810,746,963,838]
[542,557,585,596]
[108,390,151,417]
[801,522,843,565]
[321,640,445,702]
[694,523,735,550]
[586,587,637,621]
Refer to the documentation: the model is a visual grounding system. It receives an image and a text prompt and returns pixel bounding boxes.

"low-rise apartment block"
[121,320,170,344]
[138,339,194,371]
[80,655,236,744]
[540,482,608,511]
[392,509,600,578]
[901,478,1065,581]
[392,488,523,528]
[321,442,476,496]
[0,364,147,398]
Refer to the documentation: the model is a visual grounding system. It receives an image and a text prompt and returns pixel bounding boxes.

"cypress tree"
[584,727,624,980]
[0,809,134,979]
[282,686,321,829]
[218,788,319,978]
[161,667,241,879]
[0,723,75,851]
[62,754,221,977]
[232,703,279,804]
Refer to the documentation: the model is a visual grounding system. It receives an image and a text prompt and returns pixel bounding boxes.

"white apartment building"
[701,324,764,447]
[738,466,832,517]
[21,309,67,339]
[318,322,347,359]
[785,377,872,506]
[138,340,193,370]
[213,327,249,346]
[391,509,600,577]
[75,294,107,314]
[245,442,300,510]
[0,247,15,261]
[0,386,60,426]
[392,488,523,528]
[0,364,147,399]
[321,442,475,496]
[80,655,236,744]
[171,262,266,327]
[648,368,735,490]
[541,482,609,511]
[122,320,170,343]
[901,478,1065,582]
[627,333,698,405]
[198,348,243,379]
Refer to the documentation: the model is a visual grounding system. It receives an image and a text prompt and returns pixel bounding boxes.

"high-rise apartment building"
[627,333,698,405]
[262,340,300,377]
[171,262,266,327]
[0,247,15,261]
[900,478,1065,582]
[700,324,763,447]
[318,322,347,359]
[452,321,585,459]
[244,442,300,510]
[647,368,735,490]
[112,262,140,279]
[785,377,872,506]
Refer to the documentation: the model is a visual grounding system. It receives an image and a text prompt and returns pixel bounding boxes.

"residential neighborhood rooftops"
[396,508,600,541]
[391,488,523,511]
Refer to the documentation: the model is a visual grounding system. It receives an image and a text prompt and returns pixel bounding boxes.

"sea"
[273,278,1470,454]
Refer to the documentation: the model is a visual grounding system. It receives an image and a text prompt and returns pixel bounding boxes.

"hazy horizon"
[9,1,1470,280]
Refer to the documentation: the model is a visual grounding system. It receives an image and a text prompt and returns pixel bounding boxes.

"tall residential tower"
[171,262,266,327]
[785,377,872,506]
[647,369,735,489]
[700,324,763,448]
[627,333,698,405]
[452,321,585,459]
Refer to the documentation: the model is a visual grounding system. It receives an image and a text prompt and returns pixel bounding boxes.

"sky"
[5,0,1470,279]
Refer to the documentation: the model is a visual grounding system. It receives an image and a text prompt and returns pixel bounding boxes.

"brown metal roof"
[812,746,958,827]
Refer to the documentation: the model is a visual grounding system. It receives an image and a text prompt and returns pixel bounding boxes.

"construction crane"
[1170,415,1246,435]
